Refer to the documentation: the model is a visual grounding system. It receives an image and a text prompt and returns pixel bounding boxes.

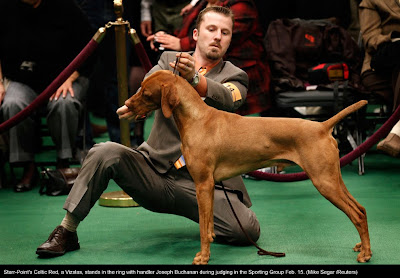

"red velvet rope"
[0,32,154,134]
[134,42,153,73]
[247,104,400,182]
[0,38,99,134]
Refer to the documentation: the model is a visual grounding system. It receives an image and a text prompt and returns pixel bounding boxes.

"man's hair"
[195,6,235,30]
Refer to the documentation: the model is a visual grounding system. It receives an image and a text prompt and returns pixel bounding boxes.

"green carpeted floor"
[1,113,399,267]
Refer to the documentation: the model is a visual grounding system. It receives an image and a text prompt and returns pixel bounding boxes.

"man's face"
[193,12,233,61]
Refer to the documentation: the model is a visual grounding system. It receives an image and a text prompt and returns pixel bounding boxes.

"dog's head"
[125,70,181,121]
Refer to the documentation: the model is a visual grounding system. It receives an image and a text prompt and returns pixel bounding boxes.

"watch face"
[191,73,200,86]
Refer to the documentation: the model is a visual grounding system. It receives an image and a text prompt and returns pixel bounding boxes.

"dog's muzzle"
[134,114,147,122]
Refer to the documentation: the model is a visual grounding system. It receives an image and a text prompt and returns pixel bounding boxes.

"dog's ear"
[161,83,180,118]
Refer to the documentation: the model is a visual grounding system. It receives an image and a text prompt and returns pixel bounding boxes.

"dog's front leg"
[192,178,215,265]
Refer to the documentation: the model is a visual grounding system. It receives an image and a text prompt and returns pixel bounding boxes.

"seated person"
[359,0,400,157]
[0,0,94,192]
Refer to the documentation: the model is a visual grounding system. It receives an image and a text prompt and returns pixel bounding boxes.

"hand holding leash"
[170,52,196,82]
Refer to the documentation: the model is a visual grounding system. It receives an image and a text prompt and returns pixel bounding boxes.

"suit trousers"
[1,77,88,163]
[64,142,260,245]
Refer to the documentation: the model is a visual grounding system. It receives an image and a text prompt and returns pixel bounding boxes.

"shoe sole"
[36,243,80,258]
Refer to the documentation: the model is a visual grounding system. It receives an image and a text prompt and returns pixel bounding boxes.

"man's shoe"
[14,162,39,192]
[36,225,80,257]
[91,123,108,138]
[14,169,38,193]
[14,181,36,192]
[377,133,400,157]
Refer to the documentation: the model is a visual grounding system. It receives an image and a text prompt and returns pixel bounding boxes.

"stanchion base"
[99,191,140,207]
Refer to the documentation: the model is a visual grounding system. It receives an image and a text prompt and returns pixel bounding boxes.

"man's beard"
[206,48,222,60]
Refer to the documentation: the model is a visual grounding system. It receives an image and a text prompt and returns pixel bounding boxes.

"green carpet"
[1,114,399,267]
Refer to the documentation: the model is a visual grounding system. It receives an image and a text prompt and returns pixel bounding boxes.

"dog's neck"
[172,81,210,132]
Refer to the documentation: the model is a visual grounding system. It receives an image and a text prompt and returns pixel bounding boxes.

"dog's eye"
[142,89,152,99]
[142,94,151,101]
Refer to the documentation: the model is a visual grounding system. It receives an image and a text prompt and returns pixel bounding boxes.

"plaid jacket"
[175,0,271,115]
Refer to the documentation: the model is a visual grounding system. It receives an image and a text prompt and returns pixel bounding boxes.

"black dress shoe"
[36,225,80,257]
[14,169,38,192]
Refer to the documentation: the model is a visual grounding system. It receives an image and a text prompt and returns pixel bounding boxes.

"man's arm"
[180,0,200,15]
[140,0,153,37]
[359,0,391,53]
[142,51,248,112]
[204,65,248,112]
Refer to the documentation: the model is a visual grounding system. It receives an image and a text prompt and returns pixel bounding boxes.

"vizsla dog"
[123,70,371,265]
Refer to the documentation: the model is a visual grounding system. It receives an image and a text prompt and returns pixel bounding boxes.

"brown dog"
[123,70,371,265]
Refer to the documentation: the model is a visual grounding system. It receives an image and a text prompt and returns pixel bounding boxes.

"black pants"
[361,68,400,111]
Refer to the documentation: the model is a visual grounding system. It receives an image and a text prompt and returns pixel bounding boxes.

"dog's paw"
[192,251,210,265]
[357,251,372,263]
[353,242,362,252]
[353,243,372,263]
[207,232,215,243]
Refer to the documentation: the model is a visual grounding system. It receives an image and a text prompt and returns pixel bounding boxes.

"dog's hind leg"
[304,159,372,263]
[338,177,372,261]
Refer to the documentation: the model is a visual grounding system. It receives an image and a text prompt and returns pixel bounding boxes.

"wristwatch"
[190,71,200,87]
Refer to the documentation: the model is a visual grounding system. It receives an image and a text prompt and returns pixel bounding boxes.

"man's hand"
[50,79,74,101]
[147,31,164,51]
[147,31,182,51]
[116,105,135,121]
[50,71,79,101]
[141,21,152,37]
[169,52,196,82]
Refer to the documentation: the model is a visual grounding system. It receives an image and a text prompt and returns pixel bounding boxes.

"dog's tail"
[323,100,368,129]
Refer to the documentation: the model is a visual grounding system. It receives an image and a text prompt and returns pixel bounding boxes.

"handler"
[36,6,260,257]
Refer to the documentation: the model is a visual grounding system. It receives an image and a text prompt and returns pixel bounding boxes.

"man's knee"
[213,190,261,245]
[49,96,79,114]
[224,213,260,245]
[1,93,26,114]
[86,142,123,160]
[84,142,138,168]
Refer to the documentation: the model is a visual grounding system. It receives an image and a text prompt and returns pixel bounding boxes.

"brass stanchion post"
[114,0,131,147]
[99,0,139,207]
